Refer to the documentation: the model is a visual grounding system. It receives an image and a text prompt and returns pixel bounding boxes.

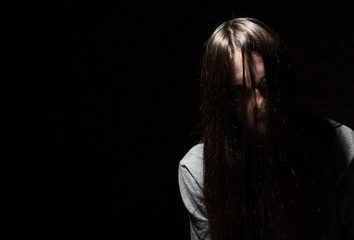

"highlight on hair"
[199,17,307,239]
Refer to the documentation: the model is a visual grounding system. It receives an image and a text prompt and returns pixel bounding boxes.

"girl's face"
[230,49,268,135]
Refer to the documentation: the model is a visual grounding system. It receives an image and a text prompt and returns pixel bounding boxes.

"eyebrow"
[230,84,243,89]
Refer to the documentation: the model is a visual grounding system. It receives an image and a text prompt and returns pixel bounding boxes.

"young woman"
[178,17,354,240]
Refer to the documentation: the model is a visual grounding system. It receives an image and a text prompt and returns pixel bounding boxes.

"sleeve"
[178,150,210,240]
[332,124,354,239]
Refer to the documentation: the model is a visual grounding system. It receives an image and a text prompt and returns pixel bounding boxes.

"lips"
[257,114,267,121]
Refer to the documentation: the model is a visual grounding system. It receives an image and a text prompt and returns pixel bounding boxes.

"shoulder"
[179,143,204,187]
[296,112,354,147]
[325,118,354,185]
[324,118,354,159]
[179,143,204,173]
[294,113,354,178]
[178,143,204,188]
[178,144,210,239]
[325,118,354,148]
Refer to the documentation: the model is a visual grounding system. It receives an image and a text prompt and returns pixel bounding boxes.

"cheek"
[234,104,241,116]
[233,101,255,126]
[234,104,242,122]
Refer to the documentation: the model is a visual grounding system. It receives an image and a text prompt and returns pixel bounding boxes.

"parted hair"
[200,17,306,239]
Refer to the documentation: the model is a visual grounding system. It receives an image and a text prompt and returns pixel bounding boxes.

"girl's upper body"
[179,116,354,240]
[178,17,354,240]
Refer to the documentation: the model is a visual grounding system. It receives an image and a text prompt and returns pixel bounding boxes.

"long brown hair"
[200,17,305,239]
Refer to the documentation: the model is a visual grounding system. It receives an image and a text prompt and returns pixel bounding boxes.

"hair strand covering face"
[199,17,309,240]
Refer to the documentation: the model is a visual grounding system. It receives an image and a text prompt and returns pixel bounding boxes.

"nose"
[255,88,265,110]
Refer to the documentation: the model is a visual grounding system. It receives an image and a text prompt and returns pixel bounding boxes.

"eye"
[257,78,267,90]
[230,86,243,100]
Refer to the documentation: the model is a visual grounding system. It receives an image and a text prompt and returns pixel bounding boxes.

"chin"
[244,120,267,137]
[255,123,267,136]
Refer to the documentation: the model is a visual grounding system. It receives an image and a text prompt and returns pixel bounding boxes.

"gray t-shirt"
[178,119,354,240]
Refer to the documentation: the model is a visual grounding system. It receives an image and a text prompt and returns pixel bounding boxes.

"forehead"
[231,49,265,86]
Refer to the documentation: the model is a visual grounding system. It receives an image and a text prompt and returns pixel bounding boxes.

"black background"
[3,1,354,239]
